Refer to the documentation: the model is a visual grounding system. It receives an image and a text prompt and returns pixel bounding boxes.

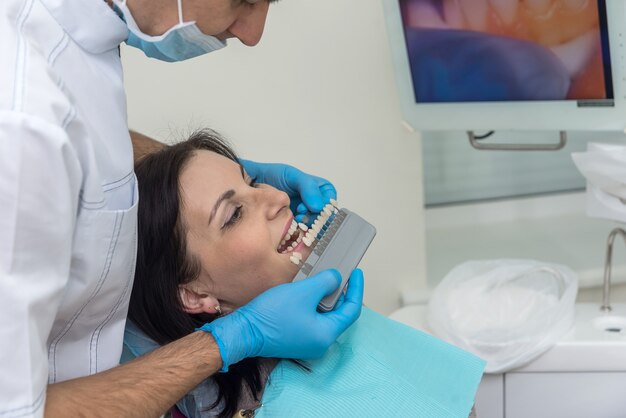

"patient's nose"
[262,187,290,219]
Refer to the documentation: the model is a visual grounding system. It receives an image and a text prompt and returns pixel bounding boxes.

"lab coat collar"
[40,0,128,54]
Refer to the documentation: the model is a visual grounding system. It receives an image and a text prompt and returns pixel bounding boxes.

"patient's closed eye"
[223,205,244,229]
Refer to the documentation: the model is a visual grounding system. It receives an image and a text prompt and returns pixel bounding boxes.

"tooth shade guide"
[292,207,376,312]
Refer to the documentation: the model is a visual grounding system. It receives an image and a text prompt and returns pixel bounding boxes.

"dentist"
[0,0,363,417]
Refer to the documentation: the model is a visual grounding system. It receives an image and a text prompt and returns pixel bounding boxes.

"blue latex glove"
[240,159,337,223]
[198,269,364,372]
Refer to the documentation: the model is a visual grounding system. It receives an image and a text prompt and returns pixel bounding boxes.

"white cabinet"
[503,372,626,418]
[390,304,626,418]
[474,373,626,418]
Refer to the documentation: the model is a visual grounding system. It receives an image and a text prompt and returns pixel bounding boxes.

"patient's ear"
[178,284,220,315]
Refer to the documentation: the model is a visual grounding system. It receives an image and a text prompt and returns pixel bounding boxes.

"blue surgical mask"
[113,0,226,62]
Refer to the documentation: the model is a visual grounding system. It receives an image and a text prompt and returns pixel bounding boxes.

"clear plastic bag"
[427,259,578,373]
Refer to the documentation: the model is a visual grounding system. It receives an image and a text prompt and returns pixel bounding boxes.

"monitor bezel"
[383,0,626,131]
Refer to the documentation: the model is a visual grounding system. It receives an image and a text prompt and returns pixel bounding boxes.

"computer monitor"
[382,0,626,131]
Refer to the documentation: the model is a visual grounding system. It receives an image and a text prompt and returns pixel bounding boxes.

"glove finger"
[344,269,364,305]
[319,182,338,202]
[295,179,327,213]
[295,213,308,224]
[296,202,308,215]
[333,291,346,309]
[289,199,304,217]
[284,169,335,214]
[295,269,342,304]
[327,269,363,331]
[298,183,329,213]
[240,159,264,183]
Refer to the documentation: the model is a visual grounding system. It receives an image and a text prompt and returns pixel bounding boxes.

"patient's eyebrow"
[209,189,236,225]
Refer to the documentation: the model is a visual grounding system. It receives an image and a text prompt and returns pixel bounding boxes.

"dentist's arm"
[45,331,223,418]
[130,130,164,163]
[45,270,363,417]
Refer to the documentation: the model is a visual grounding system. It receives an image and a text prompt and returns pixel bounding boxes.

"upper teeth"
[280,220,298,246]
[281,200,341,252]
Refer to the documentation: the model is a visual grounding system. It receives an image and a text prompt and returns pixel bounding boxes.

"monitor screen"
[383,0,626,131]
[400,0,613,103]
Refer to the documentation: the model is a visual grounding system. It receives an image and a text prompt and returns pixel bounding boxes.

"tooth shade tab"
[291,199,341,251]
[289,255,300,265]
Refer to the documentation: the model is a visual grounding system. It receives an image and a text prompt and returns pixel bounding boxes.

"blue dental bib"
[257,308,485,418]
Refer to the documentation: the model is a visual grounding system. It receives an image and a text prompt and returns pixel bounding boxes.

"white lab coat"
[0,0,137,415]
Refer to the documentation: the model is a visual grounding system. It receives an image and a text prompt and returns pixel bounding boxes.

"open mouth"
[277,219,306,254]
[277,200,341,265]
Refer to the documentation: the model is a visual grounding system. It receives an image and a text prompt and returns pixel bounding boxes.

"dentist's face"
[187,0,271,46]
[179,150,313,311]
[127,0,271,46]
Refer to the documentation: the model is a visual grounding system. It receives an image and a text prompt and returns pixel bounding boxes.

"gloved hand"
[240,159,337,223]
[198,269,364,372]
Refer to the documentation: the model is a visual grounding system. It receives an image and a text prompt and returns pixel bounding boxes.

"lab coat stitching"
[61,104,75,130]
[103,170,134,189]
[0,386,44,416]
[49,212,123,382]
[11,0,35,112]
[90,214,137,373]
[48,33,69,66]
[78,196,106,208]
[78,172,134,208]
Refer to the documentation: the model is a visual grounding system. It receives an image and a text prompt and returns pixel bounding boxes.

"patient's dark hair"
[129,129,262,418]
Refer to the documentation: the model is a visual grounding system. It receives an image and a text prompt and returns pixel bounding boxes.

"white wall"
[121,0,427,314]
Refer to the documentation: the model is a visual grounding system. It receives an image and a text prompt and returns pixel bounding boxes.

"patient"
[125,130,484,418]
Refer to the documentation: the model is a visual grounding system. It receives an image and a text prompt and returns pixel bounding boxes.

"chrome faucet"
[601,228,626,312]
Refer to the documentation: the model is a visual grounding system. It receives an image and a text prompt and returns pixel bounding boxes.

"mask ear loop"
[177,0,184,24]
